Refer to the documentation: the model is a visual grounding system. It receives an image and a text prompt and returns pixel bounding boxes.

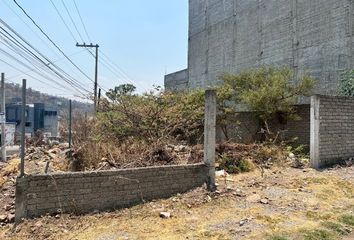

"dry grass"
[0,158,19,188]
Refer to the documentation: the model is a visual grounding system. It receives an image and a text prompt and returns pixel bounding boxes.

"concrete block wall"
[188,0,354,97]
[217,105,311,146]
[311,95,354,168]
[164,69,189,92]
[15,164,207,220]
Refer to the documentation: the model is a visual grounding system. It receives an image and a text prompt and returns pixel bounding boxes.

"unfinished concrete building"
[165,0,354,145]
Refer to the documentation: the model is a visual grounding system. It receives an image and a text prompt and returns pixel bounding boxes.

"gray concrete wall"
[310,95,354,169]
[188,0,354,95]
[164,69,189,91]
[15,164,207,220]
[217,105,310,146]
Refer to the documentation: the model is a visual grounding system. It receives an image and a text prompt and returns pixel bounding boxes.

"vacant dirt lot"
[0,164,353,240]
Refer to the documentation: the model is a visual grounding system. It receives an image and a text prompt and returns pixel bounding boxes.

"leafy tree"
[106,84,136,101]
[220,66,315,137]
[339,70,354,96]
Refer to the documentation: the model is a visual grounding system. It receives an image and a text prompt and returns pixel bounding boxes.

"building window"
[45,111,57,116]
[25,122,31,127]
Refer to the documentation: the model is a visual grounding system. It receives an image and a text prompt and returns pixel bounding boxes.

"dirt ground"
[0,164,353,240]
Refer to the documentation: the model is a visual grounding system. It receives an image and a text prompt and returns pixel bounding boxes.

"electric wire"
[0,24,91,94]
[1,0,93,86]
[0,18,91,92]
[60,0,84,43]
[73,0,92,43]
[12,0,95,84]
[49,0,77,43]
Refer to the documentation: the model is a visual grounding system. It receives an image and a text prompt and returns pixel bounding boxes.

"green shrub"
[340,215,354,226]
[220,66,315,138]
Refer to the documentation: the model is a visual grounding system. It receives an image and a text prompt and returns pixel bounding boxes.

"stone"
[0,215,7,222]
[246,194,261,203]
[260,198,269,204]
[34,221,43,228]
[7,213,15,222]
[159,212,171,219]
[239,219,248,227]
[216,170,228,177]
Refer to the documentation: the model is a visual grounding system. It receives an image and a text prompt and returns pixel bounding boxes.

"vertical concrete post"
[15,177,28,223]
[204,89,217,191]
[310,95,320,169]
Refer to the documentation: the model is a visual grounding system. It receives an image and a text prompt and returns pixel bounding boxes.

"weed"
[269,235,290,240]
[340,215,354,226]
[306,211,333,221]
[303,229,336,240]
[322,221,351,235]
[217,153,255,174]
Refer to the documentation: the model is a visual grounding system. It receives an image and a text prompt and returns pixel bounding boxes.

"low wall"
[15,163,207,221]
[311,95,354,168]
[164,69,189,92]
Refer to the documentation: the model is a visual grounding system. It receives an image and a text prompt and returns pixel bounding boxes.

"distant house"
[5,103,59,138]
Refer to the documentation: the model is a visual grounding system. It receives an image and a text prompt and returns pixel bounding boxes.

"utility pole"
[20,79,26,178]
[97,88,101,109]
[1,73,6,161]
[76,43,99,112]
[68,100,72,150]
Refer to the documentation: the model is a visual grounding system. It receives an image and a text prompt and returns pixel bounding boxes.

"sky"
[0,0,188,100]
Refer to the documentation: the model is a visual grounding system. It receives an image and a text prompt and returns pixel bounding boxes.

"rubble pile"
[0,143,70,224]
[0,161,16,225]
[23,143,70,174]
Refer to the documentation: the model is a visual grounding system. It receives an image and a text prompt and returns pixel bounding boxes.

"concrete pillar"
[204,89,217,191]
[310,95,320,169]
[15,177,28,223]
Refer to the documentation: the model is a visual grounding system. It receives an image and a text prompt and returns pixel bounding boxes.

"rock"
[289,153,295,159]
[7,213,15,222]
[260,198,269,204]
[175,145,187,152]
[216,170,229,177]
[159,212,171,219]
[233,189,246,197]
[34,221,43,228]
[0,215,7,222]
[239,219,248,226]
[4,204,12,211]
[246,194,261,203]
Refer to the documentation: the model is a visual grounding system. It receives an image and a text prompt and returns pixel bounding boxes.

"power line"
[0,23,92,97]
[12,0,95,84]
[0,46,86,96]
[99,50,147,91]
[49,0,77,42]
[6,49,86,80]
[61,0,84,43]
[0,23,91,94]
[1,0,92,85]
[73,0,92,43]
